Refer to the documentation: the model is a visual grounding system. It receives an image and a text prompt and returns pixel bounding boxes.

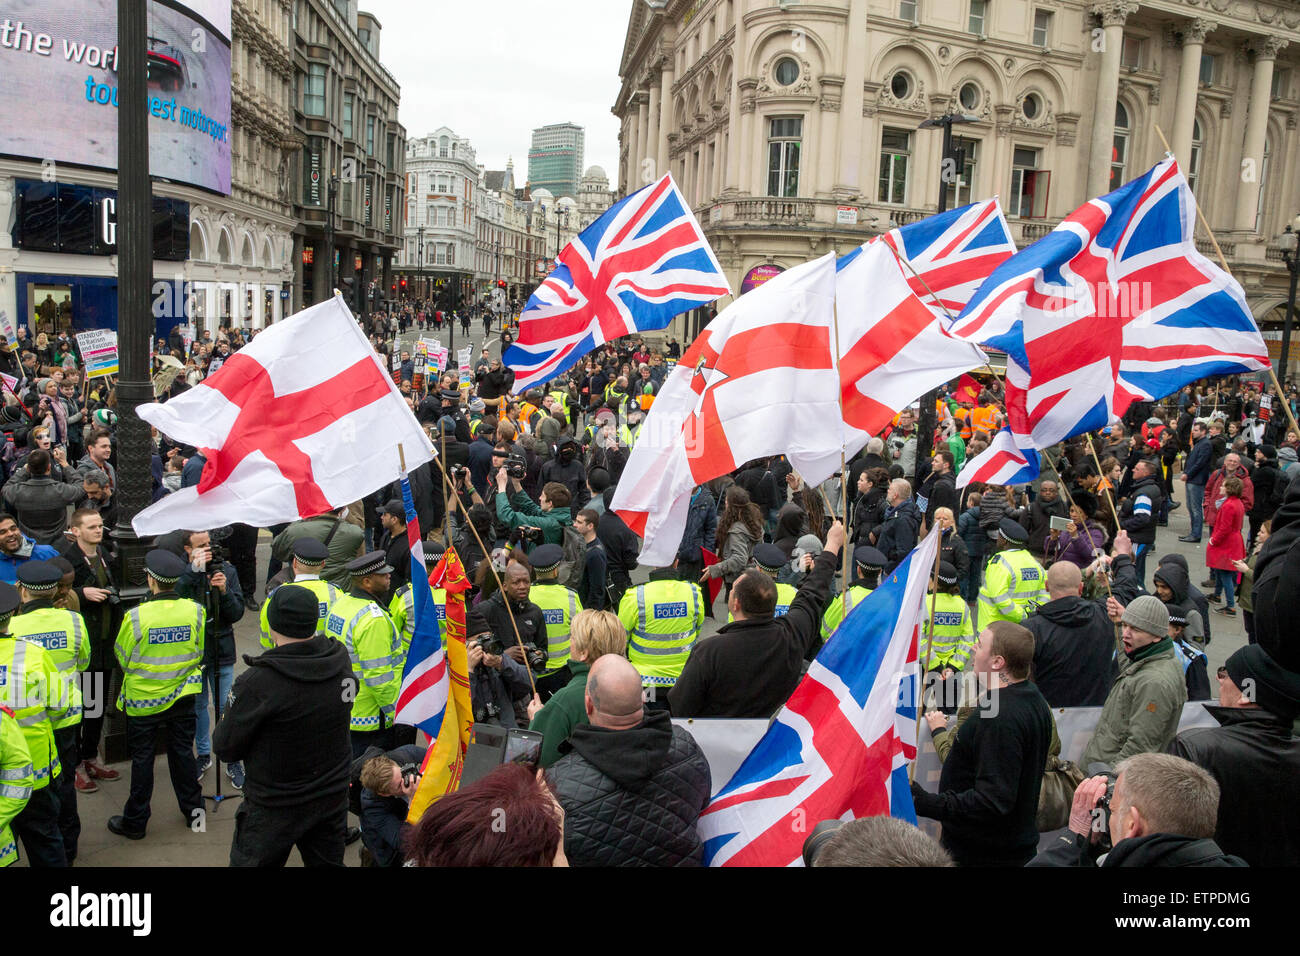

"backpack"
[557,522,587,589]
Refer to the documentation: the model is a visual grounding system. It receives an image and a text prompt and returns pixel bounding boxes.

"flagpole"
[1154,125,1300,440]
[831,300,851,611]
[1085,433,1123,529]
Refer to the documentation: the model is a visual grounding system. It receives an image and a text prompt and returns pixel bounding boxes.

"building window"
[900,0,918,22]
[426,205,435,226]
[959,81,981,111]
[342,95,353,140]
[1021,92,1043,121]
[1199,53,1216,84]
[439,136,450,158]
[774,58,800,87]
[1010,146,1050,218]
[1273,68,1291,100]
[1110,101,1130,191]
[446,244,455,266]
[968,0,988,35]
[1032,9,1051,48]
[1188,118,1204,195]
[366,116,376,156]
[878,127,911,205]
[890,70,914,101]
[304,63,326,116]
[1121,35,1144,70]
[944,137,980,208]
[767,117,802,197]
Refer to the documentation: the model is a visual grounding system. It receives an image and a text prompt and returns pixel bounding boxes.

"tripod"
[196,570,241,814]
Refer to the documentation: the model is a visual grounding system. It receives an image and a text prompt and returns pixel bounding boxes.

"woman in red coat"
[1206,475,1247,616]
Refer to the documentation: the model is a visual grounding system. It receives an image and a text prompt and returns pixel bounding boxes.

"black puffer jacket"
[1253,477,1300,669]
[548,708,711,867]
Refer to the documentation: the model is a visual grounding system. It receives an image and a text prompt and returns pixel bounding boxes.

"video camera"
[505,453,527,480]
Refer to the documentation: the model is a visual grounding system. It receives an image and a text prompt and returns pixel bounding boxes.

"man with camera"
[176,530,246,788]
[377,500,411,603]
[1028,753,1246,866]
[355,744,426,866]
[466,606,535,728]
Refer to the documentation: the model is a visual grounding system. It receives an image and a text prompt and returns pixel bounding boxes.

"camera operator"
[466,607,535,728]
[355,743,427,867]
[177,530,246,788]
[1028,753,1246,866]
[493,470,575,551]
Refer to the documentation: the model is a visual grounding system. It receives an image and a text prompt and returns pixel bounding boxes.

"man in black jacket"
[1170,644,1300,867]
[1119,458,1164,584]
[356,743,426,867]
[669,521,844,718]
[540,438,590,513]
[919,450,959,531]
[872,479,922,573]
[479,564,548,689]
[1028,753,1245,867]
[1025,480,1068,560]
[1023,562,1117,707]
[549,654,711,866]
[595,487,639,607]
[213,586,354,867]
[912,621,1052,866]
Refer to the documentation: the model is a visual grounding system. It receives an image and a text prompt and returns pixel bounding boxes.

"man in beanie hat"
[1171,644,1300,867]
[1081,595,1186,768]
[215,585,354,866]
[977,518,1047,630]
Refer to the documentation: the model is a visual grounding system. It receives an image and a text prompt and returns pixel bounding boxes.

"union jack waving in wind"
[503,174,729,392]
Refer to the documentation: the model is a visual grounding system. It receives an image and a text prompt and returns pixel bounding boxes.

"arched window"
[1110,102,1130,191]
[1188,117,1204,195]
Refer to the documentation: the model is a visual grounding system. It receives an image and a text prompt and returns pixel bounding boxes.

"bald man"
[547,655,712,866]
[1021,562,1118,707]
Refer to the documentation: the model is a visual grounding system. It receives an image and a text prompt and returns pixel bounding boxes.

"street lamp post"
[417,225,425,308]
[326,173,339,293]
[1277,216,1300,386]
[914,112,982,475]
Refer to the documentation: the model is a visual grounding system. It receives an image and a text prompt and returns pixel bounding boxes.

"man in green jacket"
[493,472,573,549]
[525,608,627,768]
[1081,595,1187,768]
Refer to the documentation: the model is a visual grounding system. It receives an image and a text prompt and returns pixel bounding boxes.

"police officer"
[259,538,342,648]
[0,579,69,865]
[922,561,976,712]
[617,564,704,701]
[528,544,582,700]
[389,543,447,657]
[978,518,1048,629]
[323,552,402,757]
[729,544,797,623]
[820,546,888,644]
[11,561,88,862]
[108,550,205,840]
[0,703,34,868]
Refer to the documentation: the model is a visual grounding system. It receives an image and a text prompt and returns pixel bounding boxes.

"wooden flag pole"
[831,300,852,616]
[1153,125,1300,440]
[911,532,947,784]
[1086,433,1123,529]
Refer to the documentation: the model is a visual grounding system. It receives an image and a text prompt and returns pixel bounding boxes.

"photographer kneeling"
[355,743,427,867]
[1028,752,1246,867]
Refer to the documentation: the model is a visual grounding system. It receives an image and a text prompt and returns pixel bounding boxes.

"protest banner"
[76,329,119,378]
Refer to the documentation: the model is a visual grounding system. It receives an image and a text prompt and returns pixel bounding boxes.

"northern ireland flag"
[132,294,433,535]
[698,528,940,866]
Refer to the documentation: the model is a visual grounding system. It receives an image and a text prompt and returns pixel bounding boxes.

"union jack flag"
[954,427,1041,489]
[697,529,940,867]
[395,473,448,739]
[948,158,1269,465]
[503,174,729,392]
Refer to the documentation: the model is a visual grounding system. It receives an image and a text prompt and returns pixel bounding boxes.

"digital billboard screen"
[0,0,233,194]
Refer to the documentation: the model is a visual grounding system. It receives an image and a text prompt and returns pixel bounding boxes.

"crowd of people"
[0,310,1297,869]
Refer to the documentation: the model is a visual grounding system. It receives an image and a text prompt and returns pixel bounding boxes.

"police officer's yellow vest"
[618,580,703,687]
[0,706,34,867]
[389,582,448,654]
[820,585,873,643]
[114,597,205,717]
[531,581,582,677]
[921,592,976,670]
[727,581,797,623]
[325,593,401,733]
[259,577,342,648]
[548,390,571,414]
[10,606,89,730]
[0,633,67,790]
[978,549,1047,628]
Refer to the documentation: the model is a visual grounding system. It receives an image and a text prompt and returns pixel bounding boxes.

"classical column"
[627,101,642,191]
[637,92,651,182]
[1087,2,1138,197]
[737,79,758,195]
[835,0,869,197]
[1235,37,1287,232]
[657,66,675,182]
[1172,19,1215,169]
[647,76,661,182]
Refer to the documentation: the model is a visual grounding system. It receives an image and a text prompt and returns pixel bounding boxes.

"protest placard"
[76,329,119,378]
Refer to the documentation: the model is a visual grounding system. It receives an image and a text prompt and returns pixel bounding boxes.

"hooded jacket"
[539,441,590,512]
[875,497,922,572]
[1253,476,1300,669]
[1155,554,1212,645]
[212,636,354,808]
[676,487,718,566]
[1028,830,1247,867]
[1152,561,1206,644]
[772,503,806,559]
[548,708,712,867]
[1022,595,1118,707]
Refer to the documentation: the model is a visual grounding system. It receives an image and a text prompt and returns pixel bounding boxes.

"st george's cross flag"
[132,294,433,535]
[947,158,1269,484]
[503,173,729,392]
[697,528,940,866]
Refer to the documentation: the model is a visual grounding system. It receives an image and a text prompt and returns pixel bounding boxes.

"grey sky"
[362,0,628,182]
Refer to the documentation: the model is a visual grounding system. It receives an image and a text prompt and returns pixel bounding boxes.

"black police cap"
[997,518,1029,545]
[0,581,19,618]
[347,551,394,576]
[854,546,888,570]
[530,544,564,573]
[145,549,188,583]
[16,560,62,592]
[752,543,787,573]
[292,538,329,564]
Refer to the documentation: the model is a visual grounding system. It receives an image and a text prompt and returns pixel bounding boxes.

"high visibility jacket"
[921,593,976,670]
[618,580,703,687]
[519,402,540,432]
[531,582,582,677]
[958,410,974,441]
[259,576,342,648]
[604,384,629,409]
[618,423,640,447]
[389,582,448,654]
[727,582,797,623]
[978,549,1047,628]
[548,390,571,414]
[324,592,401,733]
[970,405,1001,436]
[0,635,67,790]
[820,585,873,644]
[10,605,89,730]
[114,596,205,717]
[0,705,34,867]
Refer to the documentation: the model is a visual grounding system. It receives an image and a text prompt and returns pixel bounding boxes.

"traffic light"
[391,283,397,293]
[400,278,407,289]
